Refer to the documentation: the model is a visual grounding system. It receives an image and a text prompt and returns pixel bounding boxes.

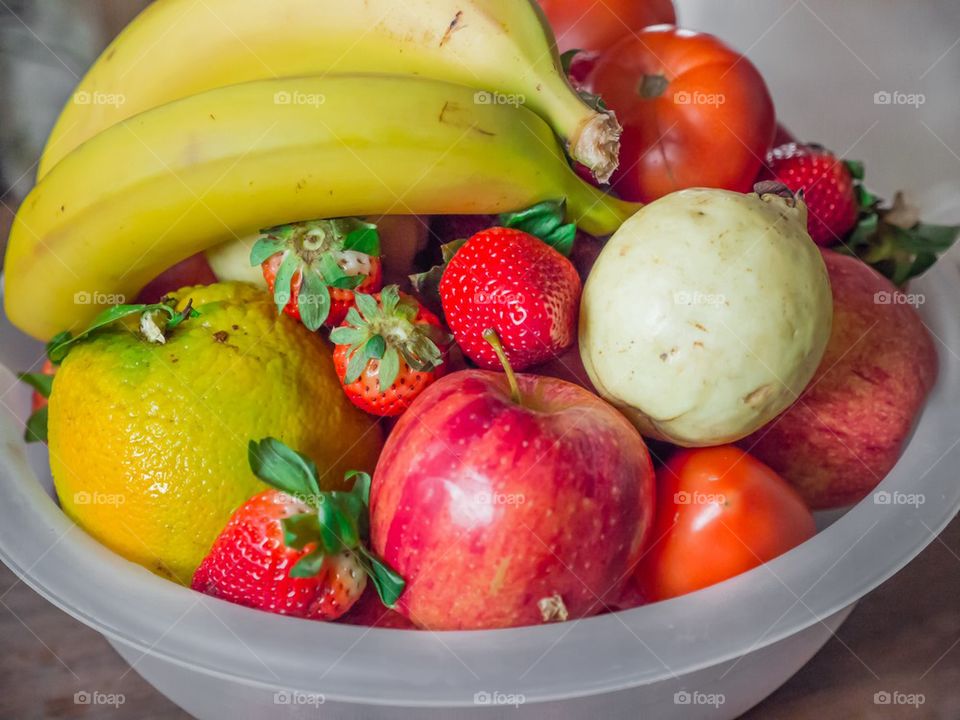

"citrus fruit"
[47,282,382,584]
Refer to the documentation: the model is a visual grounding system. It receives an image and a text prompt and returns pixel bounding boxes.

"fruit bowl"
[1,259,958,719]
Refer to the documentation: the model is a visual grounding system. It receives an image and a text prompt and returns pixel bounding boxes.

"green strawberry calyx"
[836,161,960,285]
[329,285,450,393]
[17,372,53,444]
[247,437,404,607]
[250,218,381,331]
[499,199,577,257]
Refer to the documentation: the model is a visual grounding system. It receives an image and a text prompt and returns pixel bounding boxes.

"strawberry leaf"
[18,372,53,398]
[249,236,287,267]
[364,335,387,360]
[317,253,363,290]
[316,495,361,553]
[282,513,322,550]
[345,470,372,506]
[289,548,327,579]
[344,346,369,384]
[342,223,380,256]
[272,251,299,314]
[343,306,364,328]
[500,199,577,256]
[248,440,403,598]
[297,270,332,331]
[844,159,865,181]
[329,326,367,346]
[409,238,467,315]
[47,300,199,364]
[378,346,401,393]
[353,292,380,322]
[379,284,400,316]
[24,406,48,444]
[356,546,405,608]
[248,437,321,499]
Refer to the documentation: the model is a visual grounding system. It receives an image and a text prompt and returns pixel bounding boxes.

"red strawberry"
[253,218,383,330]
[26,359,56,413]
[762,143,859,246]
[192,490,367,619]
[192,438,404,619]
[439,227,581,370]
[338,586,417,629]
[331,285,450,417]
[18,359,57,444]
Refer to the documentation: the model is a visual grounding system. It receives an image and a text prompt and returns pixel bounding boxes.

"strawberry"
[761,143,859,246]
[192,437,404,619]
[439,227,581,371]
[251,218,383,330]
[18,359,56,443]
[330,285,450,417]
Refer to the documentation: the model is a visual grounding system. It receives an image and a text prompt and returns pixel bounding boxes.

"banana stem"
[567,187,642,238]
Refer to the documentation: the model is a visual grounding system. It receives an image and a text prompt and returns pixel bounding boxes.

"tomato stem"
[483,328,521,405]
[638,74,668,99]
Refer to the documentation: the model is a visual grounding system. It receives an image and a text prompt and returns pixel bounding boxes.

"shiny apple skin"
[370,370,656,630]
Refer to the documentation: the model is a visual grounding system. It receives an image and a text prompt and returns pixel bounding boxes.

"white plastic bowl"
[2,3,959,715]
[0,260,958,719]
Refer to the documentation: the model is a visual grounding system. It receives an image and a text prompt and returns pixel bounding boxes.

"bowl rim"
[0,263,958,707]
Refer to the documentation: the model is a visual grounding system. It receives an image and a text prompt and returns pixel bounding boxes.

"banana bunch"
[39,0,620,181]
[7,0,641,341]
[6,76,637,340]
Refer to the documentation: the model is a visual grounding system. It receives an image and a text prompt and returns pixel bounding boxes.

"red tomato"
[634,446,815,602]
[591,26,776,203]
[537,0,676,54]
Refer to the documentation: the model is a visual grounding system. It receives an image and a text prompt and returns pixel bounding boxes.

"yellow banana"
[7,75,639,341]
[38,0,620,182]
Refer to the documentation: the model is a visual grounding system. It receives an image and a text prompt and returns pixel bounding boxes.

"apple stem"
[482,328,521,404]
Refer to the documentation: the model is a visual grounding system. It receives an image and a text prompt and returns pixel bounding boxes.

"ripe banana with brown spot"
[7,75,639,340]
[38,0,620,182]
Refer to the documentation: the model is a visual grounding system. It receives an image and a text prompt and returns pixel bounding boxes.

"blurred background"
[1,1,958,718]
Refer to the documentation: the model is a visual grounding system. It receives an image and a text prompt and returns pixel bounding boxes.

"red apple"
[135,253,218,303]
[740,251,938,508]
[370,338,655,630]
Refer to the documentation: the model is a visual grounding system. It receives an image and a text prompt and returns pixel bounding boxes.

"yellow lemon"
[47,282,382,584]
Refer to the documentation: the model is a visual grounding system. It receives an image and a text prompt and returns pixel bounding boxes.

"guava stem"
[483,328,521,405]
